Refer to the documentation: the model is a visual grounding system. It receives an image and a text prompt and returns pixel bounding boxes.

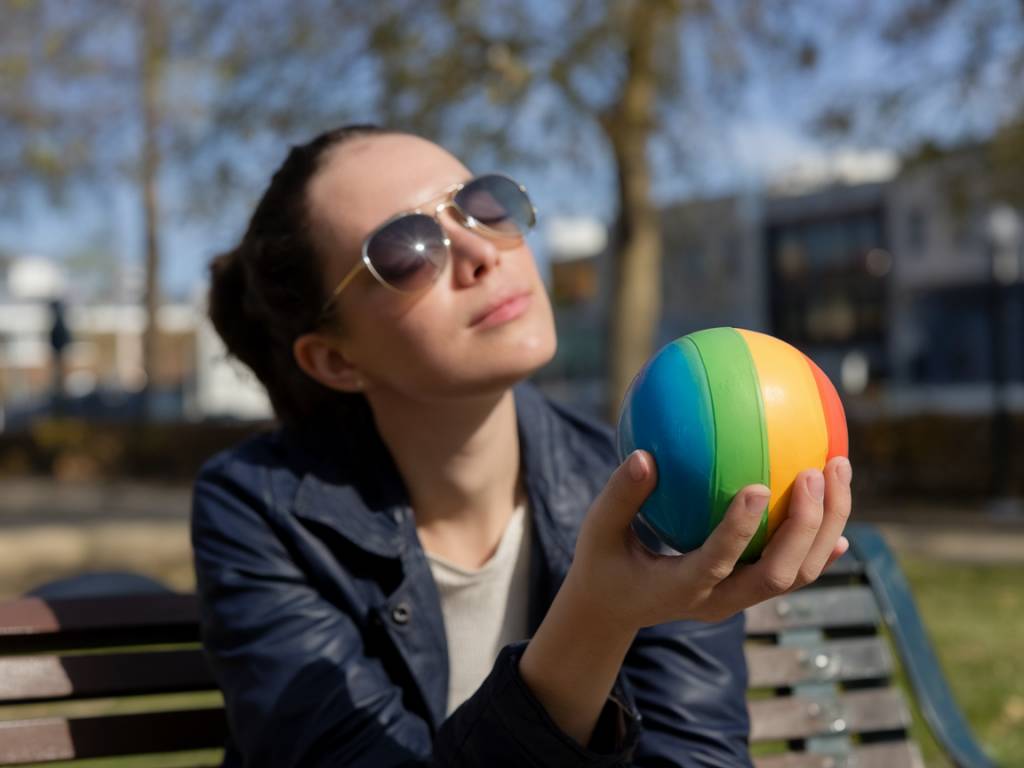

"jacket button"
[391,602,411,625]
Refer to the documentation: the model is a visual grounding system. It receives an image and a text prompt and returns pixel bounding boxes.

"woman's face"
[305,133,557,403]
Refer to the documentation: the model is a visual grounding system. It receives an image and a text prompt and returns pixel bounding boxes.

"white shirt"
[425,501,531,716]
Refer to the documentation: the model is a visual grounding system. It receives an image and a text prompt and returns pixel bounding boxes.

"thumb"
[587,450,658,545]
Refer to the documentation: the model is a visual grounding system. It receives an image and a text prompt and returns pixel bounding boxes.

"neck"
[364,385,523,566]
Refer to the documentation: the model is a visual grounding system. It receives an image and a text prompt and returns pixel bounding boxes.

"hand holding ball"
[617,327,848,562]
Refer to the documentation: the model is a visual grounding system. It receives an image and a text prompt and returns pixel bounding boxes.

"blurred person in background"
[48,298,71,415]
[193,124,852,767]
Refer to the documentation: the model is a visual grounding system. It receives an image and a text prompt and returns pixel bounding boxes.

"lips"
[470,289,533,328]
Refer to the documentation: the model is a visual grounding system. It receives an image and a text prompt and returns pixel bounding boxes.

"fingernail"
[806,471,825,503]
[835,457,852,485]
[745,489,770,516]
[628,451,648,482]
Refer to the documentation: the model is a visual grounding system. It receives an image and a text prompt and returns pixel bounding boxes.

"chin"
[455,327,557,397]
[510,333,558,383]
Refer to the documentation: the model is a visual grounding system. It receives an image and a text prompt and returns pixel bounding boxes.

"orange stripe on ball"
[803,354,849,460]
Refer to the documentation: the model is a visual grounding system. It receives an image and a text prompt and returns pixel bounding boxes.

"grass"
[897,556,1024,767]
[22,752,223,767]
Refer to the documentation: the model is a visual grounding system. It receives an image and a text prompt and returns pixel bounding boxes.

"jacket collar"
[287,395,407,559]
[287,382,581,568]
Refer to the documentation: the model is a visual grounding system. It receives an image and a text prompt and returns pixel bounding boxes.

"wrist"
[518,564,637,746]
[561,563,640,647]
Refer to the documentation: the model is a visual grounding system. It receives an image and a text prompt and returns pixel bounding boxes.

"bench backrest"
[0,557,924,766]
[0,594,224,766]
[744,555,925,768]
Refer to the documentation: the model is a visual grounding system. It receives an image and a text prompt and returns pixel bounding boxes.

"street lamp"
[986,204,1023,517]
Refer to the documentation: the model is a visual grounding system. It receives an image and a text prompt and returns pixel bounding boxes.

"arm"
[521,450,852,759]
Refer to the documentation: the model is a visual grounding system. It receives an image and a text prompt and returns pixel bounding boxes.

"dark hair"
[207,124,391,426]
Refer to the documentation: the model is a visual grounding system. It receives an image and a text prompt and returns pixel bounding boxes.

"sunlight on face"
[305,133,557,404]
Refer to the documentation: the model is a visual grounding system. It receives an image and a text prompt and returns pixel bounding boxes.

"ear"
[292,332,367,393]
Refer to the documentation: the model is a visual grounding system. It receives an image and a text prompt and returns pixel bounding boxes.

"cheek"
[340,246,557,392]
[345,295,459,377]
[522,290,559,358]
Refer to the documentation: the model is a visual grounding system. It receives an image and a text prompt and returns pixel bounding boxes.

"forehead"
[307,133,470,248]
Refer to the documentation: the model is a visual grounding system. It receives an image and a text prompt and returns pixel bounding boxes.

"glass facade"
[766,207,890,380]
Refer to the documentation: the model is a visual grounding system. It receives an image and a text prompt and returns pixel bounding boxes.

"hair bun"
[202,124,387,425]
[207,247,272,383]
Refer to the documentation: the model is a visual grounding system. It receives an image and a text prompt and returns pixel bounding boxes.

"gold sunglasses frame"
[320,173,536,316]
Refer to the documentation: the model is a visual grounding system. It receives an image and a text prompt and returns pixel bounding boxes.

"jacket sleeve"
[622,613,754,767]
[192,459,641,768]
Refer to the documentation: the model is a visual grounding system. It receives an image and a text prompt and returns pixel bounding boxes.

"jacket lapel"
[287,416,451,731]
[514,384,588,633]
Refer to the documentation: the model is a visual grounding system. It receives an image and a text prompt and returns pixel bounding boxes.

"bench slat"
[749,688,911,742]
[816,553,864,578]
[746,637,893,688]
[0,709,226,764]
[754,741,925,768]
[0,649,216,703]
[745,586,879,635]
[0,594,199,635]
[0,595,200,653]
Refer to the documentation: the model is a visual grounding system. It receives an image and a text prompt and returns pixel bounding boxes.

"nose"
[439,207,501,286]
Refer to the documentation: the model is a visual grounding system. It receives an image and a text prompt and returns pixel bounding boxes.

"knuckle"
[759,570,794,597]
[790,506,823,536]
[795,566,820,588]
[831,501,852,523]
[731,518,761,542]
[706,560,735,584]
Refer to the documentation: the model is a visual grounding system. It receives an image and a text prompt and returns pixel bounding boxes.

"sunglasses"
[320,173,537,315]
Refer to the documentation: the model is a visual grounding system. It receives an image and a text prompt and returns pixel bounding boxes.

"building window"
[907,208,926,256]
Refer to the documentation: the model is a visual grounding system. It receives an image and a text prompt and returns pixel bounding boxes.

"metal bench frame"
[847,523,996,768]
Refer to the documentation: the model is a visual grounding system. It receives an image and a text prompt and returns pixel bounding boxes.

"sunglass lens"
[454,175,535,237]
[366,214,447,291]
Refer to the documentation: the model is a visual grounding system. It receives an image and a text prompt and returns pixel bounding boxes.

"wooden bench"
[0,522,997,766]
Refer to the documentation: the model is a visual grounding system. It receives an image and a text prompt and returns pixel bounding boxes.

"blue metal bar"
[845,522,998,768]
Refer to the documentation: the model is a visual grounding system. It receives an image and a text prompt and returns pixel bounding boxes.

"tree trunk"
[139,2,164,421]
[602,1,670,422]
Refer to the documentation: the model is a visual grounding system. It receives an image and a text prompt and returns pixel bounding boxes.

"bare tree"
[0,0,370,417]
[2,0,814,421]
[812,0,1024,204]
[352,0,815,418]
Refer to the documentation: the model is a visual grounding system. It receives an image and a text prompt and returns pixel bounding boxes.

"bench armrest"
[845,522,997,768]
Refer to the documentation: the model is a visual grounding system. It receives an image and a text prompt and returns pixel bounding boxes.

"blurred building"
[544,142,1023,418]
[660,146,1023,414]
[885,148,1024,412]
[0,253,270,430]
[659,191,766,342]
[762,181,890,390]
[535,216,610,414]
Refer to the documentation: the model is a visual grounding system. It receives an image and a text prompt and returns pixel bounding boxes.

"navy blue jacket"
[191,382,752,767]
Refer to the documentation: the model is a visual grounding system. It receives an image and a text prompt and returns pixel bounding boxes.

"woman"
[193,124,852,767]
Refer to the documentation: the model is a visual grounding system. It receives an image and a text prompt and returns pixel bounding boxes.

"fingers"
[796,457,853,582]
[716,468,825,605]
[588,450,659,547]
[824,535,850,570]
[688,484,771,587]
